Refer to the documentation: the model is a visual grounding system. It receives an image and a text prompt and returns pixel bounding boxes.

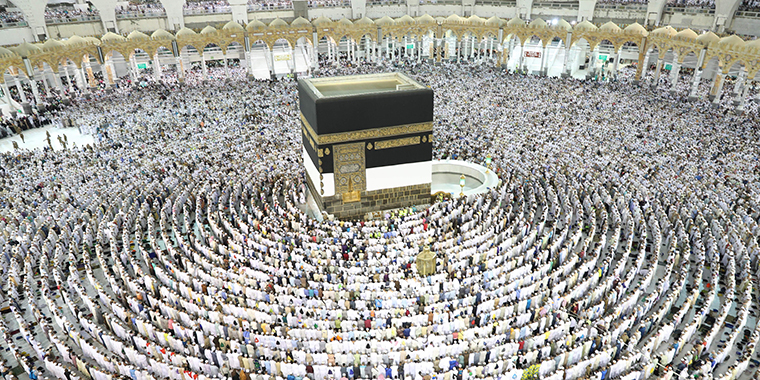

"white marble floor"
[0,125,94,154]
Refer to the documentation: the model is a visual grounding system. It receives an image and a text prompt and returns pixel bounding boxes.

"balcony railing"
[45,15,101,24]
[0,20,28,29]
[116,10,167,19]
[247,3,294,11]
[476,0,518,6]
[735,10,760,17]
[663,5,715,14]
[308,0,351,7]
[183,6,232,15]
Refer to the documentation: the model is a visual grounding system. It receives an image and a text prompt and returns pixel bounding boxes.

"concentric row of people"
[0,52,758,380]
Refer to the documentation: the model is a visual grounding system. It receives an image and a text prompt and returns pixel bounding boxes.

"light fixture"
[485,153,492,173]
[459,174,466,197]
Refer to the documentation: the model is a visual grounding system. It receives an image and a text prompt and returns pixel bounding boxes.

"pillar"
[710,72,726,107]
[737,82,750,111]
[732,69,746,105]
[539,44,548,76]
[14,76,27,103]
[84,60,96,88]
[688,68,702,101]
[561,46,571,77]
[635,48,650,85]
[612,50,621,80]
[201,54,208,79]
[177,56,186,82]
[312,32,319,68]
[1,82,14,111]
[29,76,42,105]
[417,36,422,63]
[291,43,297,74]
[129,54,139,81]
[53,69,64,92]
[63,65,74,92]
[103,60,114,88]
[41,69,50,94]
[652,58,663,88]
[668,62,681,95]
[153,54,162,81]
[269,47,275,77]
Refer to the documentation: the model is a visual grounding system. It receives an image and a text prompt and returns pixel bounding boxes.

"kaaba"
[299,73,434,220]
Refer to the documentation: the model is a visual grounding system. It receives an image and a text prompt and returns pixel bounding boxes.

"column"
[539,44,548,76]
[84,60,95,88]
[103,59,115,88]
[732,69,746,105]
[688,67,702,101]
[1,82,13,110]
[612,50,621,80]
[291,43,297,74]
[489,38,494,62]
[634,49,650,85]
[53,69,65,92]
[561,46,571,77]
[177,56,186,82]
[29,76,42,105]
[737,82,750,111]
[469,36,475,59]
[129,54,139,81]
[14,76,27,103]
[269,47,275,77]
[710,72,726,107]
[668,62,681,94]
[386,37,392,60]
[417,36,422,63]
[153,54,162,81]
[312,31,319,68]
[455,39,459,62]
[63,65,74,92]
[41,69,50,94]
[201,54,208,79]
[652,58,663,87]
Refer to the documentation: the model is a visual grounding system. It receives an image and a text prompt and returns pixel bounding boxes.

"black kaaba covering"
[298,83,434,135]
[298,77,434,173]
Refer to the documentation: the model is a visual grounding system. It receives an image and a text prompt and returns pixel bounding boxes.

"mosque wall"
[308,7,354,20]
[531,7,578,19]
[365,5,409,18]
[729,16,760,32]
[471,5,519,18]
[185,13,240,29]
[661,12,714,29]
[47,21,105,39]
[116,17,171,34]
[0,26,34,46]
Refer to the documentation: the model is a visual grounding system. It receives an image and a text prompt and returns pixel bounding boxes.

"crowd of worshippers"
[44,5,99,21]
[0,10,25,25]
[0,53,759,380]
[739,0,760,11]
[665,0,715,8]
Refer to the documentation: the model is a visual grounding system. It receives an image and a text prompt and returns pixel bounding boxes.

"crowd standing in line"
[0,53,759,380]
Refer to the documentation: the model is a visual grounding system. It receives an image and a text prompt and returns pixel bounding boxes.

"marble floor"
[0,125,95,154]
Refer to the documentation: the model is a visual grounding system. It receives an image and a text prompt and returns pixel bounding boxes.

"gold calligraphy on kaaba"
[301,113,433,145]
[375,136,421,150]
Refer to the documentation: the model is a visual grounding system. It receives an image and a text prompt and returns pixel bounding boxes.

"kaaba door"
[333,142,367,194]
